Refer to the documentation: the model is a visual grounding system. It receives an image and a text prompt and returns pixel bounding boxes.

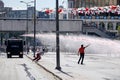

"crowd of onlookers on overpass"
[42,5,120,19]
[78,5,120,19]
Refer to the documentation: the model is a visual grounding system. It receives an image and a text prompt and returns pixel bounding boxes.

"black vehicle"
[5,39,25,58]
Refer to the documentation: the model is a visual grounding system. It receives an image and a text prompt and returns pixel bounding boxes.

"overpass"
[0,18,120,38]
[0,19,83,33]
[0,18,120,32]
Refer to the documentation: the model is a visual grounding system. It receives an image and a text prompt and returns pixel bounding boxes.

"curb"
[25,55,62,80]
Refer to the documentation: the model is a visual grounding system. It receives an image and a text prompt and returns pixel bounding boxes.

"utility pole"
[20,1,34,54]
[55,0,61,70]
[33,0,36,57]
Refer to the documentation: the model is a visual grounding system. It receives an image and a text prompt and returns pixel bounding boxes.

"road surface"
[0,52,59,80]
[28,52,120,80]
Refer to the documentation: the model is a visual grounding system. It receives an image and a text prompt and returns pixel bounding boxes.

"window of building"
[68,1,74,8]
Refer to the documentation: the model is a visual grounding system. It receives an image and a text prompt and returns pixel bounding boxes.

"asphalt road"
[0,53,59,80]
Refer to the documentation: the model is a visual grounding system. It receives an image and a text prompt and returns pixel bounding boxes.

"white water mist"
[24,33,120,55]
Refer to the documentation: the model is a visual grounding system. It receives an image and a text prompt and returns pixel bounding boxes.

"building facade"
[0,0,12,18]
[68,0,119,8]
[6,7,35,19]
[117,0,120,5]
[37,12,49,19]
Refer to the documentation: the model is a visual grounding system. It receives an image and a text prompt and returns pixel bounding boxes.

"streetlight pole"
[20,1,34,54]
[55,0,61,70]
[33,0,36,57]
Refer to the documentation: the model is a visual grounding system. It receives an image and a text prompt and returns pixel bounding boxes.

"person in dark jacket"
[78,44,90,64]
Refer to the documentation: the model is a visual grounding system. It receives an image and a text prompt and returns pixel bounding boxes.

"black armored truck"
[5,39,25,58]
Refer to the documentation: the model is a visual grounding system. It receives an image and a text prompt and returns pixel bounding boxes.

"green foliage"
[117,26,120,33]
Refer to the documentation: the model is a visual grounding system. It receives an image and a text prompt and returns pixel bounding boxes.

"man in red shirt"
[78,44,90,64]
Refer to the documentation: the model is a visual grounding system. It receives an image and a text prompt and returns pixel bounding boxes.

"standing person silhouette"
[78,44,90,65]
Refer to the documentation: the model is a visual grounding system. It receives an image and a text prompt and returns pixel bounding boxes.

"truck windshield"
[8,40,23,51]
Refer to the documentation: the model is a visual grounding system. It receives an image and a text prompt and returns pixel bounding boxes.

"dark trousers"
[33,56,41,61]
[78,53,84,64]
[33,54,41,61]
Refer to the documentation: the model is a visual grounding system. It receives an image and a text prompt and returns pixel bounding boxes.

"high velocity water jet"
[23,33,120,56]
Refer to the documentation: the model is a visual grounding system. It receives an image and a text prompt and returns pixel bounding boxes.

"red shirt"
[79,47,85,54]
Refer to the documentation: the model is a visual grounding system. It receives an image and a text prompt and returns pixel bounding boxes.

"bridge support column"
[105,22,108,30]
[86,31,88,35]
[113,22,116,30]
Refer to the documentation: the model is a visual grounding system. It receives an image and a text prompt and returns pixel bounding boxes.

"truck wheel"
[7,54,10,58]
[19,54,23,58]
[7,54,11,58]
[9,55,12,58]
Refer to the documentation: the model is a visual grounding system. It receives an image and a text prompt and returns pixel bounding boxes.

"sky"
[3,0,67,10]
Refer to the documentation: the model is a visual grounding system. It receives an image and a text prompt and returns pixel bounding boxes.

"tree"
[117,25,120,32]
[117,25,120,39]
